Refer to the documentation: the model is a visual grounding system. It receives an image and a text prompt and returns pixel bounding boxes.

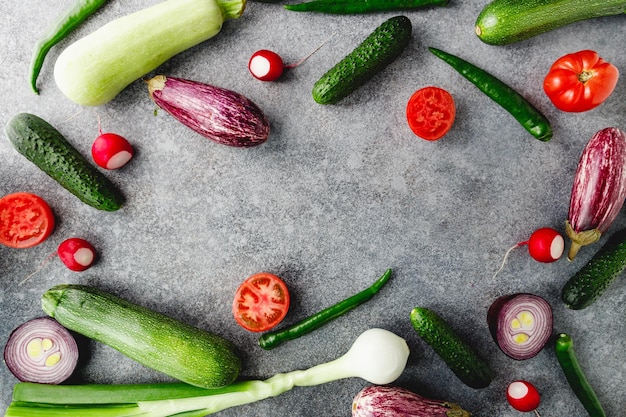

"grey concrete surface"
[1,0,625,415]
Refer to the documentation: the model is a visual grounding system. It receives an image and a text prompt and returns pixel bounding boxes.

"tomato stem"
[578,70,594,84]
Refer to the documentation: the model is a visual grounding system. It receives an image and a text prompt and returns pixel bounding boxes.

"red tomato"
[232,272,290,332]
[248,50,285,82]
[506,380,541,413]
[57,238,96,272]
[543,50,619,112]
[406,86,456,141]
[0,192,55,248]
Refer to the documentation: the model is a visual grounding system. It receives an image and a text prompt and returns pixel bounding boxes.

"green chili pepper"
[258,269,392,350]
[29,0,109,94]
[284,0,447,14]
[554,333,606,417]
[429,47,552,142]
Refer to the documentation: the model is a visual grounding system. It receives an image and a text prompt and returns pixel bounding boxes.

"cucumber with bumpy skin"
[562,228,626,310]
[410,307,494,389]
[5,113,124,211]
[312,15,412,104]
[475,0,626,45]
[42,284,241,389]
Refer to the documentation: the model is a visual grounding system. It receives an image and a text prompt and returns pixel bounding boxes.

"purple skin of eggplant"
[352,385,471,417]
[147,75,270,148]
[487,293,552,361]
[567,127,626,260]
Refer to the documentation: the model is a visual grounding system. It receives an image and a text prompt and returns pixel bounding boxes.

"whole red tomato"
[543,50,619,112]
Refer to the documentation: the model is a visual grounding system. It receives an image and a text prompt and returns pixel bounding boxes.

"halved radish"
[92,133,134,170]
[507,380,541,415]
[526,227,564,263]
[248,50,285,81]
[58,238,96,271]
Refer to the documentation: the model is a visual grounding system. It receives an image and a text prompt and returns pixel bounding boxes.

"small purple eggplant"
[147,75,270,147]
[566,127,626,260]
[352,385,471,417]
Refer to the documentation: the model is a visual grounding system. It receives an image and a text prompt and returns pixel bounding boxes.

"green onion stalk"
[5,328,410,417]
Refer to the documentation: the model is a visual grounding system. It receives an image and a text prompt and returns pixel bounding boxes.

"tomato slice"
[232,272,290,332]
[406,86,456,141]
[0,192,55,249]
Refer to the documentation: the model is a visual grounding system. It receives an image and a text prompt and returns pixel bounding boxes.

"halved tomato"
[406,86,456,141]
[0,192,55,248]
[232,272,290,332]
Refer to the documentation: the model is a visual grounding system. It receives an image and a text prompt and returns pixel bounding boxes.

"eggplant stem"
[565,221,601,261]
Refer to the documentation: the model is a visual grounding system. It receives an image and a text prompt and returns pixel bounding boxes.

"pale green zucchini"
[54,0,246,106]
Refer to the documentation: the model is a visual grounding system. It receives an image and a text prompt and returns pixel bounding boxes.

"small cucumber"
[475,0,626,45]
[312,15,412,104]
[5,113,124,211]
[42,284,241,388]
[410,307,494,389]
[562,228,626,310]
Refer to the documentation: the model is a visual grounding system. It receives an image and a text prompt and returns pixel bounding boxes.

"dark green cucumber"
[410,307,494,389]
[562,228,626,310]
[42,284,241,388]
[475,0,626,45]
[285,0,447,14]
[312,15,412,104]
[5,113,124,211]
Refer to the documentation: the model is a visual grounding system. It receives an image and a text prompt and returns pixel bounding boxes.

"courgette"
[562,228,626,310]
[475,0,626,45]
[54,0,246,106]
[42,284,241,388]
[410,307,494,389]
[312,15,412,104]
[5,113,124,211]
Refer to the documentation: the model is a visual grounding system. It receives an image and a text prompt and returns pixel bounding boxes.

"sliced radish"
[248,50,285,81]
[526,227,564,263]
[507,380,541,414]
[92,132,134,170]
[4,317,79,384]
[57,238,96,272]
[488,293,553,360]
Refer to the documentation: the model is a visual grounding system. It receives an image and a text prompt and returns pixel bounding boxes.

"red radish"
[4,317,79,384]
[507,380,541,415]
[249,50,285,81]
[492,227,564,279]
[57,238,96,271]
[92,132,134,170]
[248,36,333,82]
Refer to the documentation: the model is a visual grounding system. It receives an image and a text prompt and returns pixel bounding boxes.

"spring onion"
[5,328,409,417]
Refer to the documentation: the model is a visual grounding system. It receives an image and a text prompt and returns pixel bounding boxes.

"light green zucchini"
[54,0,246,106]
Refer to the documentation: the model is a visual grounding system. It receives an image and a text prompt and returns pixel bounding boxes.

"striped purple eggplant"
[147,75,270,147]
[566,127,626,260]
[352,385,471,417]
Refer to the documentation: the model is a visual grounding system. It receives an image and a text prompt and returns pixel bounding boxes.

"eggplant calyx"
[445,402,472,417]
[565,221,601,261]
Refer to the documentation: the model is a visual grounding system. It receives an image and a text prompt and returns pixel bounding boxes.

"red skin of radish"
[526,227,564,263]
[58,238,96,272]
[249,50,284,81]
[92,133,134,170]
[507,380,541,412]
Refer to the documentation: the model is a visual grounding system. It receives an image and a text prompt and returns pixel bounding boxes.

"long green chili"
[258,268,392,350]
[428,47,552,142]
[284,0,447,14]
[29,0,108,94]
[554,333,606,417]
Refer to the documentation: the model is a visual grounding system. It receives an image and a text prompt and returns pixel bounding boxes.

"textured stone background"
[1,0,625,415]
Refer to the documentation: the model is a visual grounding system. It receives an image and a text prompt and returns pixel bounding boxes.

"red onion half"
[4,317,78,384]
[487,293,553,360]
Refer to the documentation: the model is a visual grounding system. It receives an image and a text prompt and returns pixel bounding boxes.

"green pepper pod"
[29,0,108,94]
[554,333,606,417]
[429,46,552,142]
[258,269,392,349]
[285,0,447,14]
